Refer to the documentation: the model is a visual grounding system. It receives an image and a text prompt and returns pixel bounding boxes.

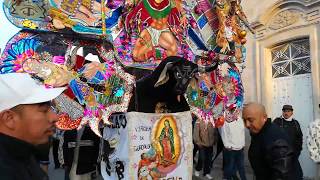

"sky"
[0,0,20,54]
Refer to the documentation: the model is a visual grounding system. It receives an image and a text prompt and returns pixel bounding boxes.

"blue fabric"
[105,7,123,28]
[187,28,208,51]
[223,148,247,180]
[197,15,208,29]
[69,80,85,105]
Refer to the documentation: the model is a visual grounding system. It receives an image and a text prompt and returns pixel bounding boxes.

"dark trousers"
[193,143,199,160]
[64,166,71,180]
[52,138,60,168]
[294,157,303,180]
[195,146,213,176]
[223,148,247,180]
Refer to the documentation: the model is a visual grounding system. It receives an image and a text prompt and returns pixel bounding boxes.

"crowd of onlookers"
[192,103,305,180]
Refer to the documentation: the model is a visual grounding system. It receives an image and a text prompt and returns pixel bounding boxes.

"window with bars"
[271,38,311,78]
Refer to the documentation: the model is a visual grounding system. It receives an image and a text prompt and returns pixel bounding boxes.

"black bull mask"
[154,56,218,96]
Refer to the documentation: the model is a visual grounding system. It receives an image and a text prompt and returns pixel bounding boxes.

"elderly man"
[0,73,65,180]
[273,105,303,179]
[242,102,302,180]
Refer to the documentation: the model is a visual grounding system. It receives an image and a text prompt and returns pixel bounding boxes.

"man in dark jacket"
[273,104,303,178]
[0,73,65,180]
[242,102,301,180]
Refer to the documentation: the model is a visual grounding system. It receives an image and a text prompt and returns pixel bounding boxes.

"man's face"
[282,109,293,119]
[13,102,58,145]
[242,107,267,134]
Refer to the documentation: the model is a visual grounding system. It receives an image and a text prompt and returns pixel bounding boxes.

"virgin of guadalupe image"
[158,119,175,165]
[136,115,181,177]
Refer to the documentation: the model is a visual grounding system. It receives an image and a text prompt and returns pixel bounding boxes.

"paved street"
[192,152,254,180]
[47,150,64,180]
[48,146,255,180]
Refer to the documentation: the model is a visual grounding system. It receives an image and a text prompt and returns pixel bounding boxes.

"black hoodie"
[0,133,48,180]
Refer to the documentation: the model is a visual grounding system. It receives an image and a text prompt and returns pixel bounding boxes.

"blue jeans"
[223,148,247,180]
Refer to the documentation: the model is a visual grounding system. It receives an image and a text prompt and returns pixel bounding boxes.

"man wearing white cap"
[0,73,65,180]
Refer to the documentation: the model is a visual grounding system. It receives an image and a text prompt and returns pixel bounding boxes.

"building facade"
[242,0,320,179]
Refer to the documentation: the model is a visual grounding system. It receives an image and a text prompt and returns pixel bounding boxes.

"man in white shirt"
[219,117,247,180]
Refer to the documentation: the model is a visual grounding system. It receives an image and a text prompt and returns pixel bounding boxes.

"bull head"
[154,56,218,98]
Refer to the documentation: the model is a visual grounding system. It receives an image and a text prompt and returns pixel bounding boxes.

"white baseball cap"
[0,73,66,112]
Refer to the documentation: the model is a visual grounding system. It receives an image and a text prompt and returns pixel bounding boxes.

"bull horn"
[65,46,80,70]
[154,62,174,87]
[197,61,219,73]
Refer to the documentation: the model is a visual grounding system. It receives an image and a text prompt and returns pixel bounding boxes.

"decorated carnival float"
[0,0,253,179]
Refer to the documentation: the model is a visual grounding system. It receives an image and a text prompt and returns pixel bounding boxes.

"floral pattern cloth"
[307,118,320,163]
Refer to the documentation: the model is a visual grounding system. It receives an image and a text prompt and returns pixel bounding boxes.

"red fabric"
[162,136,172,161]
[75,55,85,70]
[146,0,170,10]
[64,87,75,99]
[64,55,84,99]
[139,159,151,168]
[125,0,181,33]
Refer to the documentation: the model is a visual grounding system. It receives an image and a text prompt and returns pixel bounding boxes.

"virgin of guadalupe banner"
[126,111,193,180]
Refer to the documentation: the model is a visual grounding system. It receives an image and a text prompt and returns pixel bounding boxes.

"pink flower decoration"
[53,56,65,65]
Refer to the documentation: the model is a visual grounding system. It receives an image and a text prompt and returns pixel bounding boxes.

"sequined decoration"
[101,77,134,124]
[0,31,135,136]
[98,49,135,126]
[55,114,82,130]
[54,94,84,120]
[61,48,135,136]
[187,63,244,126]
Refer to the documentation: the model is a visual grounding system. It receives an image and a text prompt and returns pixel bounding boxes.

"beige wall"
[241,0,320,179]
[241,0,320,113]
[242,0,280,22]
[240,0,276,102]
[241,0,288,103]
